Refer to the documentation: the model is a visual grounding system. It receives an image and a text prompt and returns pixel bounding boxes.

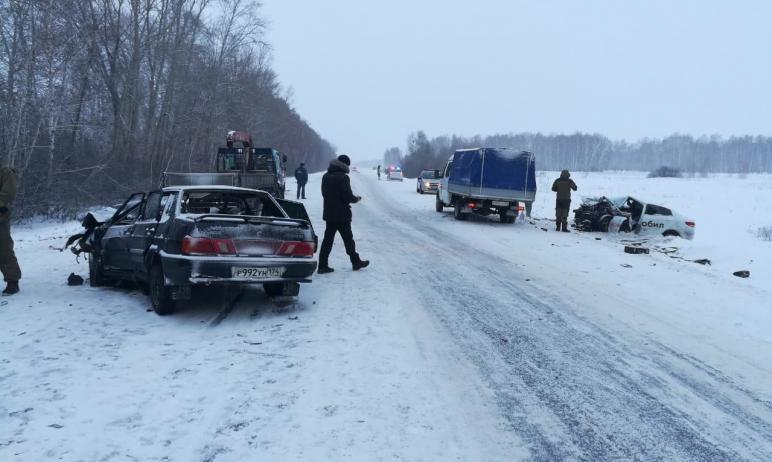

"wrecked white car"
[574,196,695,240]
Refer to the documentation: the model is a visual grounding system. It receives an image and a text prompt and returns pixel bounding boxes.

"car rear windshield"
[180,191,284,217]
[421,170,439,179]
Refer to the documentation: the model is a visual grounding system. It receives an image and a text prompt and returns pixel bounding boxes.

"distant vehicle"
[387,166,404,181]
[416,169,441,194]
[69,186,318,315]
[352,166,359,172]
[574,196,695,239]
[162,131,288,199]
[436,148,536,223]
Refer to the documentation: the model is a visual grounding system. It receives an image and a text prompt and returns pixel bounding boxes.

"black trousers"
[319,221,359,267]
[296,183,306,199]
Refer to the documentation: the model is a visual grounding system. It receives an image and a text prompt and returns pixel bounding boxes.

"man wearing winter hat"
[318,155,369,273]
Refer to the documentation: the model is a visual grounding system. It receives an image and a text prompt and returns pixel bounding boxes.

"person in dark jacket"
[318,155,369,273]
[0,166,20,295]
[294,162,309,199]
[551,169,578,232]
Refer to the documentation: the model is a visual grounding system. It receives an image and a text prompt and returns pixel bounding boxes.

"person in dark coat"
[318,155,369,273]
[294,162,309,199]
[551,169,578,232]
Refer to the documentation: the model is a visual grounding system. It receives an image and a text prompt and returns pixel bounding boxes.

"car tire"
[499,210,514,224]
[663,230,681,238]
[88,253,106,287]
[435,196,444,212]
[149,262,175,315]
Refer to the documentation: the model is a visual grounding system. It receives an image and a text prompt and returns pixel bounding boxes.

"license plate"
[492,201,510,207]
[232,267,285,280]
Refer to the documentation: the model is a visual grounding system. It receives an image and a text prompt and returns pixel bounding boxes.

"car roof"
[162,185,271,194]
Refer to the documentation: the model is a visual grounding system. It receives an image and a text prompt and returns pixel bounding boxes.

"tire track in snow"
[355,174,772,461]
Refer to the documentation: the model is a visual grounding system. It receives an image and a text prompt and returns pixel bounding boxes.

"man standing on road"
[377,164,381,181]
[294,162,308,200]
[318,155,369,274]
[551,169,577,232]
[0,166,21,295]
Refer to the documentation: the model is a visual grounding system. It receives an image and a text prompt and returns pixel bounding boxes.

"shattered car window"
[180,191,284,218]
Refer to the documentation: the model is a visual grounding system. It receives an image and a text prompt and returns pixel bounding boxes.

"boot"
[561,220,570,232]
[352,259,370,271]
[2,281,19,296]
[556,221,561,231]
[317,266,334,274]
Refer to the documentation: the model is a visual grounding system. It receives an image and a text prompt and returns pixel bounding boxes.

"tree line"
[386,131,772,178]
[0,0,336,218]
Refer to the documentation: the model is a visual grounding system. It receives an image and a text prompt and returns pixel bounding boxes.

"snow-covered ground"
[1,170,771,461]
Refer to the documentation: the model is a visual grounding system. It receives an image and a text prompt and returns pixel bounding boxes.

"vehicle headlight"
[425,181,431,186]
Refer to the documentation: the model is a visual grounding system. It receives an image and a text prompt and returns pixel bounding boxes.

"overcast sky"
[261,0,772,158]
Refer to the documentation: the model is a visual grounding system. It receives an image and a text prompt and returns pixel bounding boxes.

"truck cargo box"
[448,148,536,202]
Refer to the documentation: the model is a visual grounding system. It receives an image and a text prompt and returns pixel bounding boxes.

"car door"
[439,160,453,204]
[102,193,145,275]
[128,191,173,277]
[639,203,671,236]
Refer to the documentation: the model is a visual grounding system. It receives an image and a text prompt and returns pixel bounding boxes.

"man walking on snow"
[551,169,577,232]
[318,155,369,274]
[0,166,21,295]
[294,162,308,199]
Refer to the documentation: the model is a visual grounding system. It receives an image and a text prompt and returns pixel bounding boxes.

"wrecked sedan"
[71,186,318,315]
[574,196,695,239]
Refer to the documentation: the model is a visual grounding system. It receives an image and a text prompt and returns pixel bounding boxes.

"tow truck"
[162,131,288,199]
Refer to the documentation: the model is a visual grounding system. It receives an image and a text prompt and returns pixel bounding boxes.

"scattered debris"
[288,316,299,320]
[693,259,711,266]
[620,264,633,268]
[540,227,548,232]
[733,270,750,278]
[595,237,602,241]
[48,424,63,429]
[624,246,649,255]
[67,273,84,286]
[243,340,262,346]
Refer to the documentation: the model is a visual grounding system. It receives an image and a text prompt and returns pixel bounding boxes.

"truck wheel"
[663,230,681,238]
[149,263,175,315]
[499,210,514,224]
[453,202,467,221]
[435,196,444,212]
[89,253,106,287]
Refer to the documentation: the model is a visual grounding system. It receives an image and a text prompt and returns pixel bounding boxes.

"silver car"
[416,169,441,194]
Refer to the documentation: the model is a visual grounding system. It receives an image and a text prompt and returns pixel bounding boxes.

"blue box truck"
[435,148,537,223]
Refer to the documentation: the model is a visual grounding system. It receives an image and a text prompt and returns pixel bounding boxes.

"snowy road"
[2,171,771,461]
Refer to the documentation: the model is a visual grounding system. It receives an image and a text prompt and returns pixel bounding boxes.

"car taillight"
[686,221,695,227]
[468,202,476,209]
[182,236,236,256]
[276,241,315,257]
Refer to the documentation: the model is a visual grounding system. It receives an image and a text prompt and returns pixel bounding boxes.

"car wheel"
[149,262,175,315]
[663,230,681,238]
[88,253,106,287]
[435,196,444,212]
